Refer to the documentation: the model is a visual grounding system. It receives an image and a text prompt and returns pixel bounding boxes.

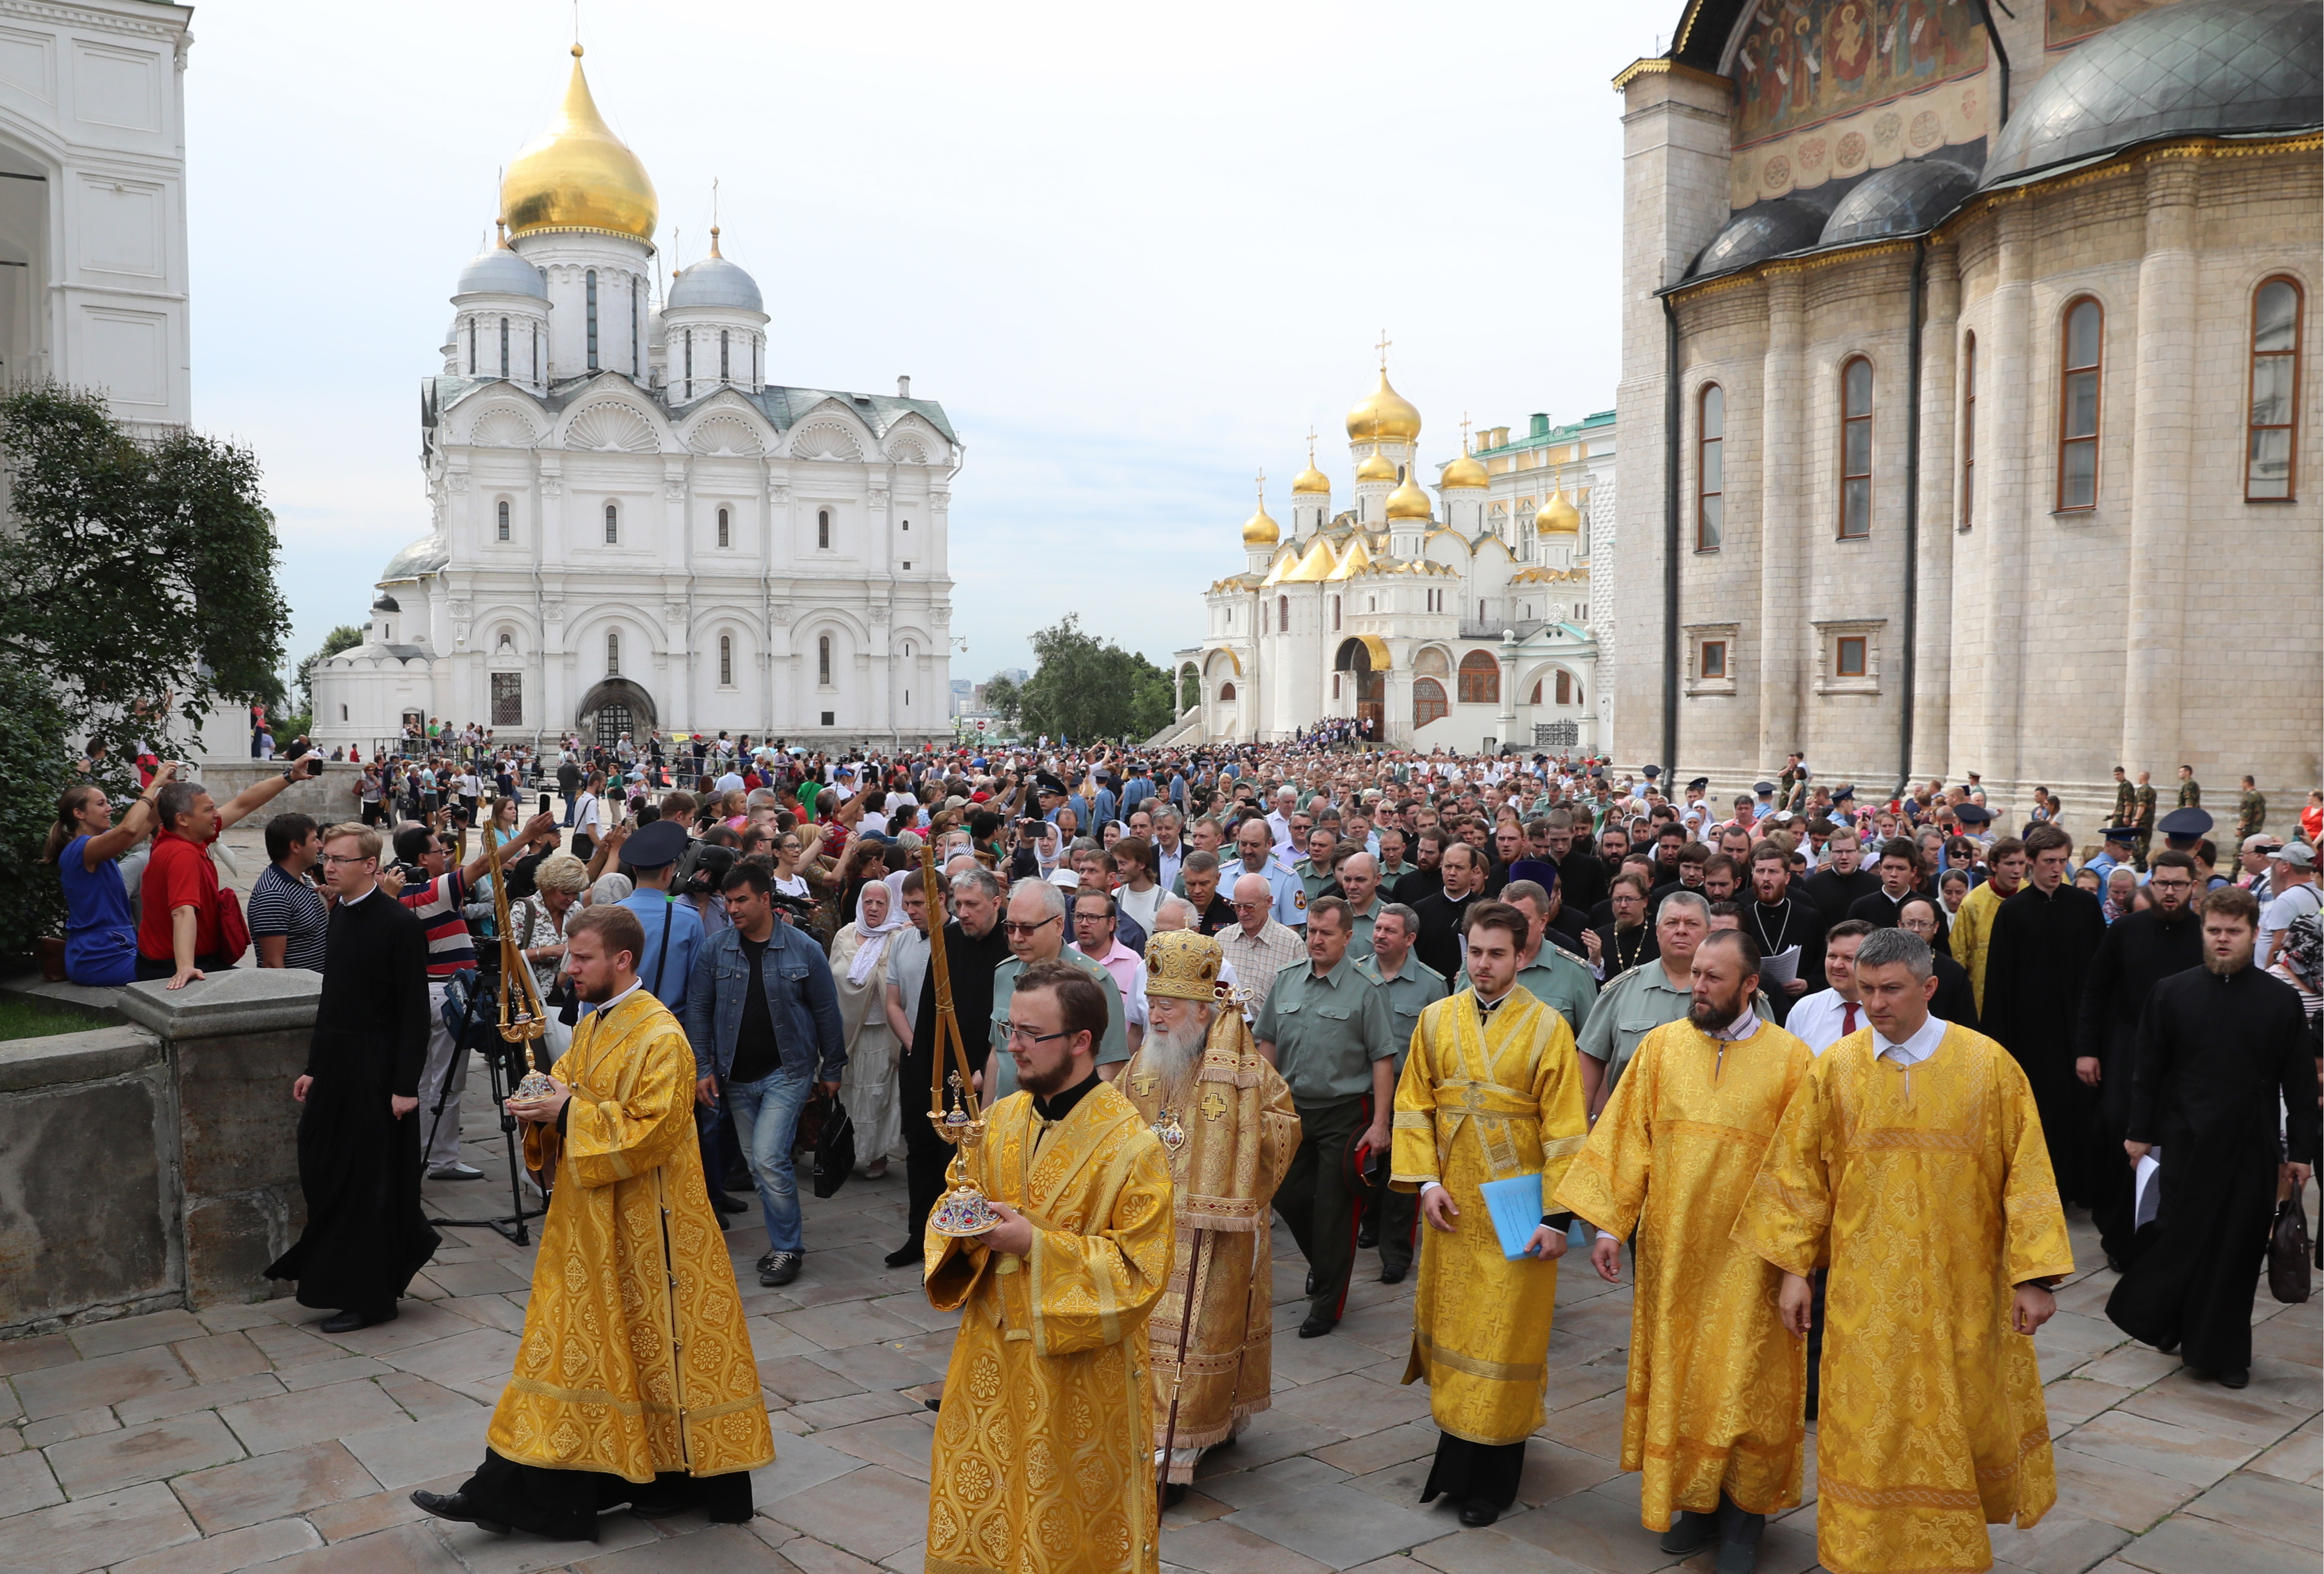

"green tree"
[979,671,1021,727]
[1013,616,1177,744]
[297,623,365,713]
[0,385,291,763]
[0,664,72,955]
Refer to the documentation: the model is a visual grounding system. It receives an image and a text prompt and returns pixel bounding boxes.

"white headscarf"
[845,881,907,987]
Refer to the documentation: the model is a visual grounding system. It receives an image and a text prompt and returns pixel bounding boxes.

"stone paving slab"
[0,1057,2315,1574]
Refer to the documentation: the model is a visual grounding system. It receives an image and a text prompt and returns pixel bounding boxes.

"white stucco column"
[1971,203,2035,792]
[1914,245,1960,783]
[1758,271,1805,759]
[2120,159,2199,777]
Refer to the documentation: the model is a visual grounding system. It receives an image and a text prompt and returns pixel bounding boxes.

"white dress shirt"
[1871,1010,1947,1067]
[1787,988,1868,1055]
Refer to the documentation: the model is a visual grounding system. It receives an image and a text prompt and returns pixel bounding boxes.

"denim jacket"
[682,919,845,1086]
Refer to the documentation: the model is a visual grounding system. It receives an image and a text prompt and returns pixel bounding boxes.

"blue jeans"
[560,790,577,826]
[725,1071,810,1253]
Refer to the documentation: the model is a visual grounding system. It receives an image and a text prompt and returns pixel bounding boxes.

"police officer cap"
[1753,781,1777,795]
[1831,785,1856,802]
[623,818,690,871]
[2158,806,2213,839]
[1687,777,1710,791]
[1643,765,1661,778]
[1953,802,1994,825]
[2101,824,2137,843]
[1035,772,1068,796]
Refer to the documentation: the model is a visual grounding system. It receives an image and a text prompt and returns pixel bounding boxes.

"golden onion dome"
[1440,450,1488,489]
[1346,367,1422,444]
[1242,501,1280,547]
[1355,447,1398,484]
[501,46,659,244]
[1292,462,1331,494]
[1386,474,1433,520]
[1537,487,1582,533]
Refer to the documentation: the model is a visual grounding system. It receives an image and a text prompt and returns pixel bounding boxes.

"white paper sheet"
[1758,945,1802,988]
[2133,1151,2162,1230]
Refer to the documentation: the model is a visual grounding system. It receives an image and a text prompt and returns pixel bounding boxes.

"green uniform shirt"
[2239,790,2267,838]
[1253,952,1396,1105]
[2133,785,2157,829]
[2114,782,2138,823]
[1458,943,1598,1038]
[1293,858,1334,905]
[1346,896,1384,961]
[1579,959,1772,1096]
[1357,955,1447,1073]
[2179,778,2202,808]
[987,948,1128,1098]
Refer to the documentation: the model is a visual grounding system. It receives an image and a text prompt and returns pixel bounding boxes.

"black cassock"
[264,889,440,1316]
[2073,906,2204,1264]
[2106,965,2319,1373]
[1980,883,2108,1204]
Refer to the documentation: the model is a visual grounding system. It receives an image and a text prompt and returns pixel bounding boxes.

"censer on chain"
[920,841,1003,1237]
[485,820,559,1102]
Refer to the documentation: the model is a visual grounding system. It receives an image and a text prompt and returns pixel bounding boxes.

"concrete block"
[0,1072,172,1329]
[0,1026,160,1095]
[118,968,319,1042]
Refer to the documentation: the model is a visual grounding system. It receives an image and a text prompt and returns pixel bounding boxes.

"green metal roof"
[1472,408,1615,458]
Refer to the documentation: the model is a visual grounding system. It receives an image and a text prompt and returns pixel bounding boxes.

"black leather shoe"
[1298,1312,1335,1339]
[2217,1367,2250,1389]
[713,1190,749,1215]
[1379,1264,1407,1285]
[760,1251,803,1287]
[411,1490,510,1534]
[1660,1510,1718,1554]
[319,1308,395,1335]
[1357,1221,1379,1248]
[884,1241,923,1268]
[1458,1499,1501,1527]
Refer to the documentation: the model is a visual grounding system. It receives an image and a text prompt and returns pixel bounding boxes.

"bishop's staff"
[921,841,1003,1237]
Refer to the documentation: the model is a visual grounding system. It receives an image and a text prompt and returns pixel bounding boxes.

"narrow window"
[1218,682,1237,706]
[901,518,909,531]
[1836,636,1867,677]
[1700,640,1728,679]
[496,499,510,542]
[1412,677,1448,728]
[720,635,733,686]
[1555,671,1573,705]
[604,502,618,544]
[606,632,620,675]
[631,281,639,372]
[466,318,476,375]
[1697,384,1723,551]
[717,506,730,548]
[2248,276,2303,500]
[1277,595,1288,632]
[818,635,832,685]
[531,322,539,384]
[817,509,831,549]
[1332,595,1341,631]
[2058,298,2102,510]
[684,330,693,394]
[499,316,509,378]
[1839,356,1873,539]
[720,329,730,383]
[1959,332,1976,530]
[491,672,523,726]
[585,270,599,371]
[1332,673,1342,700]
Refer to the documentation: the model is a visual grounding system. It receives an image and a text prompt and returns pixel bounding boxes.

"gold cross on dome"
[1375,330,1392,367]
[1255,469,1266,502]
[1306,426,1319,463]
[1461,413,1473,455]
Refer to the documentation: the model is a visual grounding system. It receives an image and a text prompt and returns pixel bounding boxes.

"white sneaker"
[428,1161,485,1180]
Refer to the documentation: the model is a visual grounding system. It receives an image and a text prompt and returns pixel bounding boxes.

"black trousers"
[455,1449,751,1541]
[1375,1184,1419,1276]
[1273,1093,1369,1321]
[1420,1433,1526,1509]
[900,1045,951,1251]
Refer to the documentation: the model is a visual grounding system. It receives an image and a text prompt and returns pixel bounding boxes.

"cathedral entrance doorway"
[576,678,657,753]
[1335,637,1388,743]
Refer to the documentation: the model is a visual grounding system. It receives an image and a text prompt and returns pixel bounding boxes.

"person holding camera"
[134,756,322,988]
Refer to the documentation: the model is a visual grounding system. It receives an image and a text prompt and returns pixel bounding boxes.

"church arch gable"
[561,397,667,454]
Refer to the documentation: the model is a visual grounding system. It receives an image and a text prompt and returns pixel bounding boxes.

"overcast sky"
[186,1,1642,692]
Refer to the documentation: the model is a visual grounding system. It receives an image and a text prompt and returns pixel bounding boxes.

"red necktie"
[1843,1002,1859,1035]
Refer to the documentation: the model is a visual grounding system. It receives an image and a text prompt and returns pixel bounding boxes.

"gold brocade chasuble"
[1119,1018,1302,1479]
[490,990,774,1481]
[1389,987,1588,1446]
[923,1080,1175,1574]
[1734,1025,2075,1574]
[1553,1018,1813,1529]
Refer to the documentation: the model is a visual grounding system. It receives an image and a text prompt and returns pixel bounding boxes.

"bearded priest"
[923,960,1176,1574]
[412,904,775,1541]
[1118,930,1301,1496]
[1391,899,1590,1528]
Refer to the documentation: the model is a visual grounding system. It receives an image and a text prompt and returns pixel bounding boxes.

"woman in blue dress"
[44,772,168,987]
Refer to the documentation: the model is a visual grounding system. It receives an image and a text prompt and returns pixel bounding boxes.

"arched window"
[1555,671,1573,705]
[604,503,619,544]
[496,628,513,653]
[2248,276,2303,500]
[496,499,511,542]
[606,632,620,675]
[719,635,733,686]
[1276,595,1289,632]
[717,506,730,548]
[585,270,600,371]
[720,329,730,383]
[466,318,476,375]
[1697,383,1723,551]
[1332,595,1341,631]
[1839,355,1873,539]
[499,316,509,378]
[1456,651,1499,705]
[818,635,832,686]
[683,329,693,392]
[1219,681,1237,704]
[531,322,539,384]
[817,509,831,550]
[1412,677,1448,728]
[2058,297,2102,510]
[1959,332,1977,530]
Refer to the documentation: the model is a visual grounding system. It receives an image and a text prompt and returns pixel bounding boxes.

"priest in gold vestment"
[925,959,1176,1574]
[1735,927,2073,1574]
[1117,931,1301,1490]
[414,906,775,1541]
[1555,931,1812,1573]
[1391,900,1589,1528]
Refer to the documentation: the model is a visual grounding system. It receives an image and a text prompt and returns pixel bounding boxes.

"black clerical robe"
[2074,906,2205,1263]
[2106,965,2320,1373]
[1413,889,1481,987]
[265,888,439,1315]
[1746,897,1828,1024]
[1980,883,2108,1205]
[1800,866,1879,929]
[900,916,1011,1251]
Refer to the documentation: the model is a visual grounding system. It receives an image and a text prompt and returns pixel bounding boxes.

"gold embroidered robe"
[1733,1025,2075,1574]
[923,1080,1175,1574]
[1118,1015,1301,1479]
[1553,1018,1813,1528]
[1389,987,1589,1446]
[490,990,774,1481]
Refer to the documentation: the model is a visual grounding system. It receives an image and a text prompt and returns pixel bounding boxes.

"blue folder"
[1479,1173,1548,1261]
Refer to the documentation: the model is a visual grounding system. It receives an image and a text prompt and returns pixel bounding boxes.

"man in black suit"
[1412,841,1488,985]
[1846,838,1923,929]
[1801,826,1881,926]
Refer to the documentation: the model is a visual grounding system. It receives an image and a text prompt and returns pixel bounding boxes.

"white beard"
[1142,1011,1210,1087]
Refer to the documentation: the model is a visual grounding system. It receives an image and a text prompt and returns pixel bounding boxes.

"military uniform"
[1357,954,1447,1280]
[1293,857,1336,906]
[2238,788,2268,841]
[2178,776,2202,809]
[1345,896,1384,960]
[2113,777,2139,829]
[2132,783,2159,870]
[1457,945,1598,1039]
[1578,960,1773,1099]
[986,948,1128,1098]
[1255,954,1397,1325]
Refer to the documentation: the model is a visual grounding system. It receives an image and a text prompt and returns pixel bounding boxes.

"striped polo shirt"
[399,870,475,978]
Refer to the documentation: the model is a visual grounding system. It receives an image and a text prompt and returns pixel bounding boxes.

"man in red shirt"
[138,760,322,988]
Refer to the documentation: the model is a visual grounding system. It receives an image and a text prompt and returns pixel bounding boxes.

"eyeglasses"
[1000,915,1060,937]
[318,853,373,867]
[1005,1024,1072,1046]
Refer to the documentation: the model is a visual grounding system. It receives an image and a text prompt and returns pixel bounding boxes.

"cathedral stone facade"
[311,47,956,754]
[1614,0,2320,825]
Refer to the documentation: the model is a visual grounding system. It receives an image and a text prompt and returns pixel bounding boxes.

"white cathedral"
[311,46,957,754]
[1184,365,1611,753]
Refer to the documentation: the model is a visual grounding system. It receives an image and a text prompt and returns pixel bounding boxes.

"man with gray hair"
[1223,871,1304,1020]
[988,877,1127,1098]
[1580,891,1765,1116]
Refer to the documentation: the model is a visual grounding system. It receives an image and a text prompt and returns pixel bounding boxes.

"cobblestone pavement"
[2,1060,2316,1574]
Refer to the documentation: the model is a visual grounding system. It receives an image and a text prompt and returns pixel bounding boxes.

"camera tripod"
[422,966,548,1246]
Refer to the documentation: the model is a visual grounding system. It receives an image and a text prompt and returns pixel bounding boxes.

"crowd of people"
[35,732,2322,1573]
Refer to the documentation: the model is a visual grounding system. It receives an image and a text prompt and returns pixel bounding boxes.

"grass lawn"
[0,995,101,1041]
